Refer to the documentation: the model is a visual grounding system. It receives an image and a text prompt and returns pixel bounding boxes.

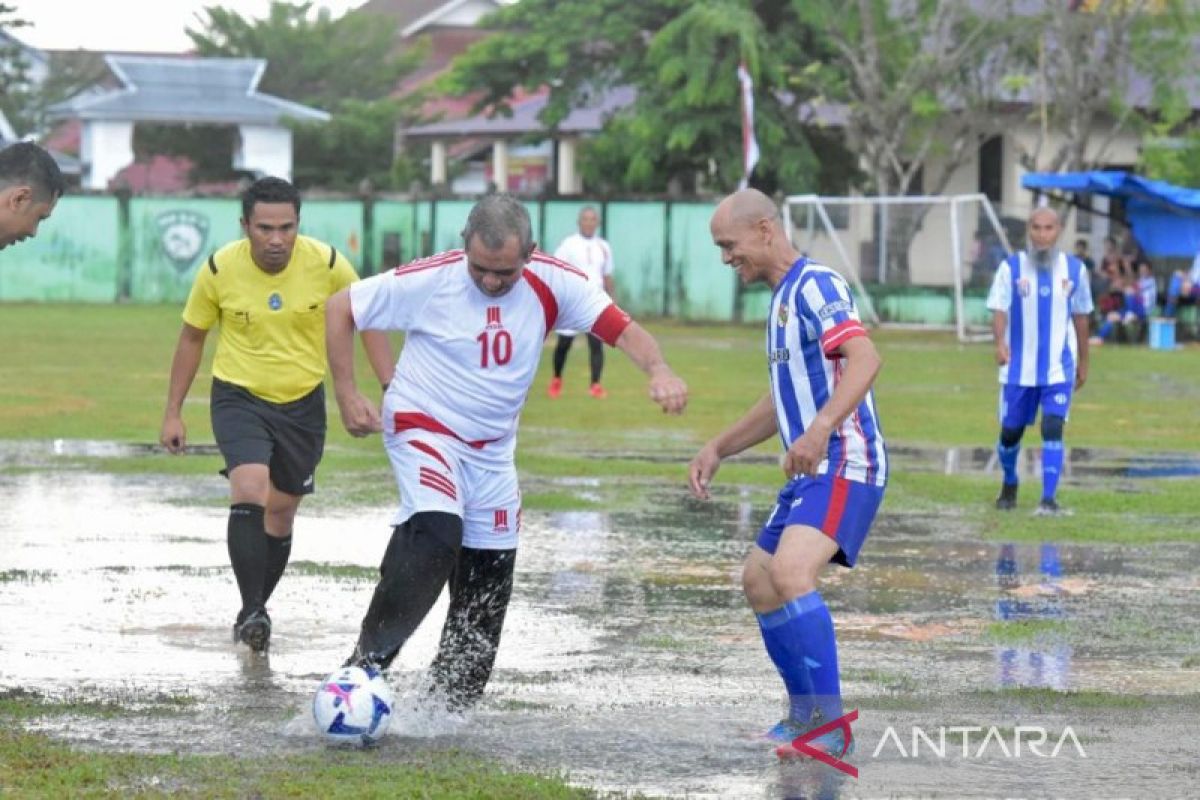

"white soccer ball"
[312,665,394,745]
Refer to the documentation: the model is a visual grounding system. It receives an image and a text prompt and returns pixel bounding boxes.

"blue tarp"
[1021,171,1200,258]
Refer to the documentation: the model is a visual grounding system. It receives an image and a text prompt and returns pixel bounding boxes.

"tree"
[441,0,855,195]
[1006,0,1200,175]
[0,3,33,135]
[185,1,424,190]
[789,0,1015,283]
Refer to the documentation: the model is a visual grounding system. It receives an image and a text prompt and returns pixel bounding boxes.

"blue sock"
[1166,274,1182,317]
[998,441,1021,486]
[758,591,843,725]
[1098,320,1114,339]
[1042,440,1063,501]
[757,611,813,722]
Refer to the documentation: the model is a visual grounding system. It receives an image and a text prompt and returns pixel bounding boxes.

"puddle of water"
[2,469,1199,797]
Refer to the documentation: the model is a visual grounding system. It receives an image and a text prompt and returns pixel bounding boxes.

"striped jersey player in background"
[988,206,1092,516]
[325,193,688,710]
[689,188,887,760]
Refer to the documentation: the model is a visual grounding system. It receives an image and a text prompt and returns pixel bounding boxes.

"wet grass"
[288,561,378,581]
[0,569,54,583]
[983,619,1071,644]
[965,687,1160,710]
[0,728,593,799]
[0,688,196,720]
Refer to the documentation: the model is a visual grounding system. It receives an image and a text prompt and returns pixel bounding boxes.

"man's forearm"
[326,290,359,393]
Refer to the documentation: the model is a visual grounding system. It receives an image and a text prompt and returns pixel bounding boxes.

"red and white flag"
[737,61,760,190]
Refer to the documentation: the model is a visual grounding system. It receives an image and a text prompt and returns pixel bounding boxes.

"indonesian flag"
[737,61,760,190]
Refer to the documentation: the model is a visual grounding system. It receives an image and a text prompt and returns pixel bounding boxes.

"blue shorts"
[999,383,1072,429]
[756,474,884,567]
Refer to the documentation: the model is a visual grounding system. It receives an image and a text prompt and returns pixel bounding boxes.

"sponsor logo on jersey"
[268,292,283,310]
[493,509,509,533]
[769,348,791,364]
[486,306,503,329]
[155,210,210,273]
[817,299,852,320]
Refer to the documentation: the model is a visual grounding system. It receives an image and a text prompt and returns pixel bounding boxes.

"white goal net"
[785,193,1015,342]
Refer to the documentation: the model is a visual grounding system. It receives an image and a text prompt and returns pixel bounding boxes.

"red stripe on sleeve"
[520,269,559,337]
[821,320,868,359]
[591,303,632,346]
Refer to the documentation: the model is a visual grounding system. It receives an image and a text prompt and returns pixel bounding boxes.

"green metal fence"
[5,193,962,325]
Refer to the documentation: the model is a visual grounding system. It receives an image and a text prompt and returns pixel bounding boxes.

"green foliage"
[1141,132,1200,188]
[0,3,33,133]
[184,2,423,190]
[443,0,851,194]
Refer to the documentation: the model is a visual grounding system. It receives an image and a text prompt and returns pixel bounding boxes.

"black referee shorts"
[210,377,326,496]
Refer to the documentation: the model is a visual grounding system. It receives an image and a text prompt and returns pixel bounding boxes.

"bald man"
[688,189,886,760]
[988,207,1093,516]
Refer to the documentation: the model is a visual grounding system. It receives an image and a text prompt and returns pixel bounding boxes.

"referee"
[160,177,394,652]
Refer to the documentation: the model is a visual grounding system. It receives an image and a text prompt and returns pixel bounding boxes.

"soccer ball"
[312,665,394,745]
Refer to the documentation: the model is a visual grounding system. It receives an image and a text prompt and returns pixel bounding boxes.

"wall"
[7,193,966,325]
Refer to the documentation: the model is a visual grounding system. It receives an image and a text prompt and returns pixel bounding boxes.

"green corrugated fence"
[3,193,971,325]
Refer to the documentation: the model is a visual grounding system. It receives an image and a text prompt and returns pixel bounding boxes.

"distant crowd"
[1073,233,1199,345]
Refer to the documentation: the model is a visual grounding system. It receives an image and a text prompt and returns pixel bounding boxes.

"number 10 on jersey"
[477,330,513,367]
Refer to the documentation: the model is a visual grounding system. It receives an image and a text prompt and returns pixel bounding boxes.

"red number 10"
[477,330,513,367]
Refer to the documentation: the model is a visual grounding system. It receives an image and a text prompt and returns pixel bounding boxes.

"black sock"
[552,335,573,377]
[355,512,463,668]
[429,547,516,709]
[227,503,267,620]
[587,334,604,384]
[262,533,293,605]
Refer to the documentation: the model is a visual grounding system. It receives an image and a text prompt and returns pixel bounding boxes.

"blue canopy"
[1021,171,1200,258]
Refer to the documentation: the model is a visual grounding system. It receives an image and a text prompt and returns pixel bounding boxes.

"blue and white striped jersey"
[766,258,888,487]
[987,251,1094,387]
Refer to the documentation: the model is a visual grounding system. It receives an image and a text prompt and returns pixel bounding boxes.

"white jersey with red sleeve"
[350,249,631,467]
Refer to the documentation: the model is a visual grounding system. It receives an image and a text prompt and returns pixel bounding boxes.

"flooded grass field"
[3,449,1199,798]
[2,313,1198,797]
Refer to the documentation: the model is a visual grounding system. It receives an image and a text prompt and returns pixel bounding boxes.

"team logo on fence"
[156,210,210,273]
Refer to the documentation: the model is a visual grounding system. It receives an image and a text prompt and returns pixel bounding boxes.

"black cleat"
[233,609,271,652]
[1033,498,1070,517]
[995,483,1018,510]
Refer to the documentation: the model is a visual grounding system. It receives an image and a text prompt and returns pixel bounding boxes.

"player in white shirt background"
[548,206,616,399]
[988,207,1093,516]
[325,193,688,710]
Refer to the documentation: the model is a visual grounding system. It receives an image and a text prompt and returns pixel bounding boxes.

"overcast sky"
[10,1,366,53]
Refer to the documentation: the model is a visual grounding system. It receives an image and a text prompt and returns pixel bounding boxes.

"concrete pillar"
[80,120,134,190]
[557,136,581,195]
[431,140,447,185]
[492,139,509,192]
[234,125,292,180]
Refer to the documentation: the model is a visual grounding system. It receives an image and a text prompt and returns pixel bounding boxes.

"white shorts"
[384,429,521,550]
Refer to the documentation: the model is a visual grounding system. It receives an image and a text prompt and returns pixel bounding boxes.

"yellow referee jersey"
[182,235,359,403]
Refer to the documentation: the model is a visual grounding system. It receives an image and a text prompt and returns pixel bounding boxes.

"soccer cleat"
[995,483,1018,510]
[1033,498,1071,517]
[775,726,855,761]
[234,608,271,652]
[764,717,812,743]
[547,376,563,399]
[589,382,608,399]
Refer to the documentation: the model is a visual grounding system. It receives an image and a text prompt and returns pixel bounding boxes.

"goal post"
[784,193,1014,342]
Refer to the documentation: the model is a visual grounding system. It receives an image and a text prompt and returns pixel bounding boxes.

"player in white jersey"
[689,189,886,761]
[987,207,1092,516]
[325,193,688,709]
[548,206,616,399]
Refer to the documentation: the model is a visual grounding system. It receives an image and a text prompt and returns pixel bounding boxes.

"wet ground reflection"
[2,470,1199,798]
